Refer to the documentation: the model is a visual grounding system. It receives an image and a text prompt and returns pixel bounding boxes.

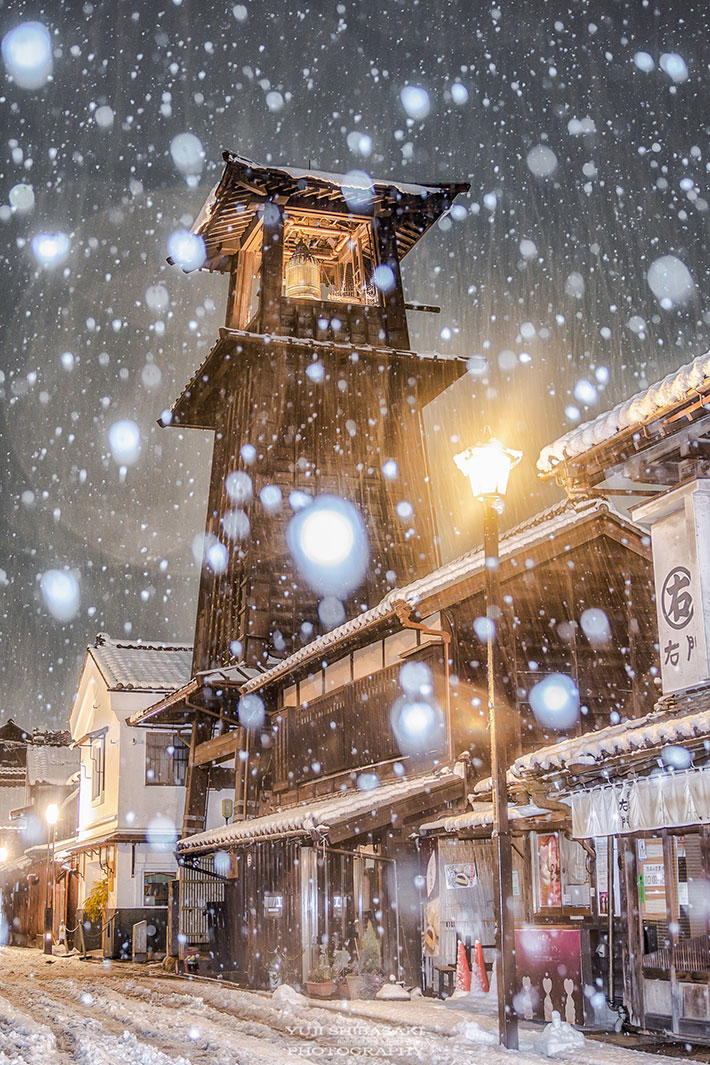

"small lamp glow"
[0,845,8,864]
[454,438,522,500]
[45,803,59,826]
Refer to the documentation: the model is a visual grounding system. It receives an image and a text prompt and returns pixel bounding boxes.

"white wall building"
[67,634,232,958]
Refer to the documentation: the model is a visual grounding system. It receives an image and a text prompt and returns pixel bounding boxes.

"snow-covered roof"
[239,497,638,696]
[419,802,553,834]
[224,152,460,199]
[26,745,79,786]
[177,771,462,854]
[537,349,710,476]
[163,329,465,432]
[88,633,193,693]
[185,153,469,273]
[510,689,710,779]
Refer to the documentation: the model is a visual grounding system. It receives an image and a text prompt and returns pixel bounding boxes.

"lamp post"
[454,437,522,1050]
[44,803,59,956]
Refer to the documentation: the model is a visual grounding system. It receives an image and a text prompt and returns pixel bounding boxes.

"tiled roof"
[537,349,710,476]
[239,497,637,696]
[177,771,462,854]
[26,745,80,786]
[419,802,553,834]
[510,686,710,779]
[88,633,193,692]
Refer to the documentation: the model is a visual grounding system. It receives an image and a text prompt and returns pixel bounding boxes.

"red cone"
[455,940,471,992]
[471,939,489,993]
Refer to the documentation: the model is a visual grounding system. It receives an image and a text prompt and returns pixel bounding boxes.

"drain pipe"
[394,603,454,765]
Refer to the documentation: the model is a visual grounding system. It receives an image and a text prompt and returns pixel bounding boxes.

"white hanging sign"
[570,766,710,837]
[634,480,710,694]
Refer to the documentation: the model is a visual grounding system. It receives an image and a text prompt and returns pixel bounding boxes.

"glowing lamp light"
[0,845,8,863]
[45,803,59,826]
[454,438,522,500]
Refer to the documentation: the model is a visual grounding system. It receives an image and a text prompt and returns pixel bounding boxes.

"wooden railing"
[273,649,446,788]
[643,934,710,974]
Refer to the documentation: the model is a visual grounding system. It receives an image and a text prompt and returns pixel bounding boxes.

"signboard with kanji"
[634,482,710,695]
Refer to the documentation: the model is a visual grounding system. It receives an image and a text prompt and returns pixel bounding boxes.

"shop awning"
[570,765,710,838]
[177,771,464,855]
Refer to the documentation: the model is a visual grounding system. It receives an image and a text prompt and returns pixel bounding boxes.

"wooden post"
[620,840,644,1028]
[259,201,284,335]
[662,832,682,1034]
[182,716,213,837]
[373,211,409,350]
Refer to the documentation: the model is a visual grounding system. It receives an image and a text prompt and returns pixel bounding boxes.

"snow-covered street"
[0,947,698,1065]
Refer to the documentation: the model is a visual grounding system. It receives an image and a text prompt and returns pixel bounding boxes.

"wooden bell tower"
[165,152,468,833]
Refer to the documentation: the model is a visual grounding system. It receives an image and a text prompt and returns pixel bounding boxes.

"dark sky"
[1,0,708,728]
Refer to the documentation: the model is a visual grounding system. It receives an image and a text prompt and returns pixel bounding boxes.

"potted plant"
[331,948,351,998]
[347,922,385,1000]
[305,946,336,998]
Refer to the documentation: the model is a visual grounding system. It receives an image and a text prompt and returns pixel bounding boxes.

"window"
[531,831,591,913]
[143,871,173,907]
[145,732,189,786]
[90,734,105,803]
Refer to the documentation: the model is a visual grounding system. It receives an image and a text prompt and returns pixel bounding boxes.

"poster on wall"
[515,926,583,1024]
[444,862,477,889]
[638,836,667,918]
[536,834,562,908]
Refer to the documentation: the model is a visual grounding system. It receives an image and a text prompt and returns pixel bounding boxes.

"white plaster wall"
[113,842,178,909]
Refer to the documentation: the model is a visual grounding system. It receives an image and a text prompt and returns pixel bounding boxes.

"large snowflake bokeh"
[1,0,707,726]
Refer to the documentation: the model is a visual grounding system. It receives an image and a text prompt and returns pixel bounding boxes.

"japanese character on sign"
[664,639,680,667]
[687,634,696,661]
[661,566,694,630]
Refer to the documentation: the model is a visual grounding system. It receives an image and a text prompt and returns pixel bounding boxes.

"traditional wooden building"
[150,153,468,842]
[133,496,656,994]
[0,727,78,949]
[531,349,710,1041]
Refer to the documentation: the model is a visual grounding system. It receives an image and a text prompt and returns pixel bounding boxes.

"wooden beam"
[193,730,240,767]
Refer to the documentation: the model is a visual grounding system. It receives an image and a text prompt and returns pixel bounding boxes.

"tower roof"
[183,152,469,272]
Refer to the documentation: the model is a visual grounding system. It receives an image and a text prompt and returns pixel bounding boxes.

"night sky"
[1,0,708,728]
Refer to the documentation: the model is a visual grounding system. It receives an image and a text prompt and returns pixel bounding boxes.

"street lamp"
[44,803,59,956]
[454,436,522,1050]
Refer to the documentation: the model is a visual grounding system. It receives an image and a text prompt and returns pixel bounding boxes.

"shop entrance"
[637,831,710,1036]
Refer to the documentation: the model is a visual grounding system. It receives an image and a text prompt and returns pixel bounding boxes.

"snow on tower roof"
[537,349,710,477]
[183,151,469,272]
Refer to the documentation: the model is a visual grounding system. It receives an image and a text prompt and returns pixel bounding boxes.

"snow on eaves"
[178,771,460,853]
[537,348,710,476]
[512,695,710,778]
[419,802,553,834]
[240,496,636,696]
[222,150,459,198]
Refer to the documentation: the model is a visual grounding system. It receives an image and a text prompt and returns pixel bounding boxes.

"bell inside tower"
[284,239,320,300]
[282,212,379,306]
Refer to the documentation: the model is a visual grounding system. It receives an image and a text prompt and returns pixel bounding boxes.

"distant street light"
[44,803,59,956]
[454,436,522,1051]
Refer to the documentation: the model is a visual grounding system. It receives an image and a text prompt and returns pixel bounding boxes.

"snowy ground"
[0,946,696,1065]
